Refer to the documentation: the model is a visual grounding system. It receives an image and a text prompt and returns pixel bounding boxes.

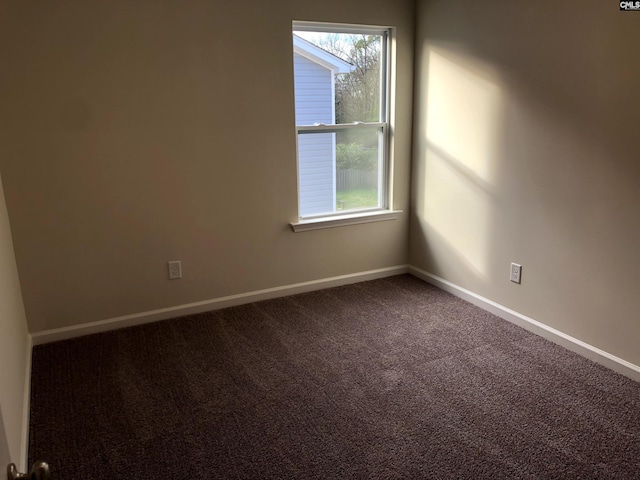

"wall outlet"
[510,262,522,284]
[168,261,182,280]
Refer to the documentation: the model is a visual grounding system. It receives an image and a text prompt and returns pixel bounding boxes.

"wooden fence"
[337,169,377,191]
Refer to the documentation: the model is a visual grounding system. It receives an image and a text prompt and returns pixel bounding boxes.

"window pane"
[297,127,382,217]
[336,128,381,211]
[293,31,383,124]
[297,132,337,217]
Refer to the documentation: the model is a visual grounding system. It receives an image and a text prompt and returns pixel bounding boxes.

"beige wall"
[411,0,640,366]
[0,171,30,467]
[0,0,414,332]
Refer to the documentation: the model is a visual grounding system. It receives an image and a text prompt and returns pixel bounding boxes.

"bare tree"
[334,35,381,124]
[302,33,381,124]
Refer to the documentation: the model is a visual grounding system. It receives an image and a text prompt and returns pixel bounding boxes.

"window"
[292,22,395,230]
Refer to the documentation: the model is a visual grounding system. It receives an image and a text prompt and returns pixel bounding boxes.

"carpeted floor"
[29,274,640,479]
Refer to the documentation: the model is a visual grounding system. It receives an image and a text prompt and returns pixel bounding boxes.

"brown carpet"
[29,274,640,479]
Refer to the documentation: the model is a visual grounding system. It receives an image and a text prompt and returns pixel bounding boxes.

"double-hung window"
[292,22,392,229]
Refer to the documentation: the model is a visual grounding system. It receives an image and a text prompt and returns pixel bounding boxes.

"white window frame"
[290,22,401,232]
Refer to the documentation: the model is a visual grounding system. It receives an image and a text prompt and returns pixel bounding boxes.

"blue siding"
[294,53,335,216]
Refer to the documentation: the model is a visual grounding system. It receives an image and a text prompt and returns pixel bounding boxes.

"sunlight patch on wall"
[422,48,503,279]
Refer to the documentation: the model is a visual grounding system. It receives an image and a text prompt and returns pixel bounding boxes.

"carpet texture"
[29,275,640,479]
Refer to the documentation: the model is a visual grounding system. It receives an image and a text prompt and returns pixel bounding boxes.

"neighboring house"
[293,35,353,217]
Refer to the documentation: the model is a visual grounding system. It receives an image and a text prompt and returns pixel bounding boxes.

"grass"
[336,188,378,211]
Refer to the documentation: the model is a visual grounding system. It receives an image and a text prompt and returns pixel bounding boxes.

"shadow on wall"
[410,1,640,365]
[412,46,504,285]
[0,408,11,469]
[411,40,619,296]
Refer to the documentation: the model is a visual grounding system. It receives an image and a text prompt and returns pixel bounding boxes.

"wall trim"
[409,266,640,383]
[31,265,410,346]
[21,334,32,471]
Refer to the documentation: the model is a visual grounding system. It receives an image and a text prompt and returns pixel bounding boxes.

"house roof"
[293,35,354,74]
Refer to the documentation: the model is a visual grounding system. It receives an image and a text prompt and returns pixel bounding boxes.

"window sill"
[290,210,402,232]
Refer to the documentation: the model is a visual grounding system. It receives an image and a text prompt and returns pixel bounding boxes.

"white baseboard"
[21,334,32,471]
[409,266,640,383]
[31,265,410,346]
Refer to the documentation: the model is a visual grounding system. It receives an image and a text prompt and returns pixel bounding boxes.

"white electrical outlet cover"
[510,263,521,284]
[168,261,182,280]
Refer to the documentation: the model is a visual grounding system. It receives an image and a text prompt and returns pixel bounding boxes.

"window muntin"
[292,23,390,219]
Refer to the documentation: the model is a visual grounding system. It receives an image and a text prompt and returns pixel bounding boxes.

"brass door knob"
[7,462,50,480]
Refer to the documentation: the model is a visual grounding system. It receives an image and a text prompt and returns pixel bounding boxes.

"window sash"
[296,123,388,219]
[293,24,390,125]
[296,122,386,133]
